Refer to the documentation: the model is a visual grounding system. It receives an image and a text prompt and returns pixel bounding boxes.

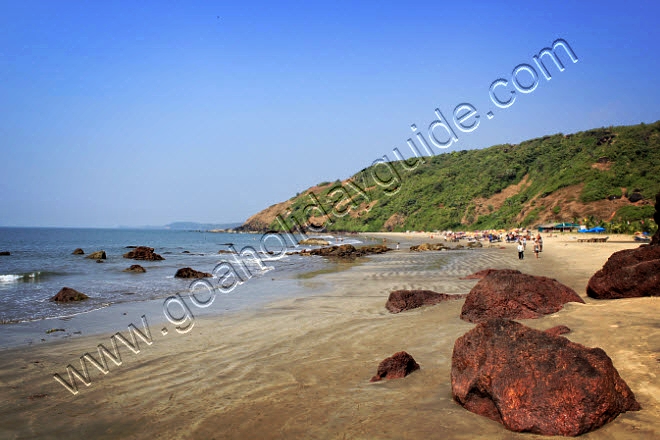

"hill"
[240,121,660,234]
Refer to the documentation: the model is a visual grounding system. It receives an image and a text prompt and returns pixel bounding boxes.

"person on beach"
[522,236,527,249]
[534,240,540,259]
[396,242,400,250]
[537,234,543,252]
[517,242,524,260]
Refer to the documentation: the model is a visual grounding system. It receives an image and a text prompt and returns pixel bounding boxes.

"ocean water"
[0,228,364,324]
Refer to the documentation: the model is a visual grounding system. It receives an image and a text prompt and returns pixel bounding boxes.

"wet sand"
[1,235,658,439]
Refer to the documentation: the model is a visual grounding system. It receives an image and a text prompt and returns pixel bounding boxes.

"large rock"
[386,290,467,313]
[300,244,391,260]
[51,287,89,302]
[72,248,84,255]
[370,351,420,382]
[460,269,584,323]
[451,319,640,436]
[123,264,146,273]
[586,244,660,298]
[86,250,106,260]
[174,267,212,278]
[123,246,165,261]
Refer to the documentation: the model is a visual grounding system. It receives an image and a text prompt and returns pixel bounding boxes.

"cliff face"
[240,121,660,233]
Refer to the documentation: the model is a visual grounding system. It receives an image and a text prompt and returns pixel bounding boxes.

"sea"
[0,227,365,327]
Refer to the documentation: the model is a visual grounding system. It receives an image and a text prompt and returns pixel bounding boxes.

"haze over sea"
[0,227,362,325]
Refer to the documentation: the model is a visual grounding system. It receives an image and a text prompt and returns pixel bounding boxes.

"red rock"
[370,351,420,382]
[544,325,571,336]
[451,319,640,436]
[460,270,584,323]
[460,268,519,280]
[174,267,212,278]
[123,246,165,261]
[587,244,660,299]
[386,290,467,313]
[51,287,89,302]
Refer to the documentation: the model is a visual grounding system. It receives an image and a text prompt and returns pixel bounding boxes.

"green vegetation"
[264,121,660,232]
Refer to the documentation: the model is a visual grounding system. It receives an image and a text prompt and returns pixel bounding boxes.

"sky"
[1,0,659,227]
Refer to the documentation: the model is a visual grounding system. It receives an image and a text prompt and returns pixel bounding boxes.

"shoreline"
[1,238,658,438]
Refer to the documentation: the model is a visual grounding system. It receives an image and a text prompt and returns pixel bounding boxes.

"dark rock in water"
[0,251,10,256]
[370,351,420,382]
[451,319,640,436]
[72,248,84,255]
[51,287,89,302]
[123,265,146,273]
[544,325,571,336]
[96,259,104,263]
[123,246,165,261]
[460,269,584,323]
[386,290,467,313]
[182,250,190,254]
[586,244,660,298]
[174,267,212,278]
[218,249,237,254]
[460,268,519,280]
[125,245,137,249]
[86,250,106,260]
[300,244,391,260]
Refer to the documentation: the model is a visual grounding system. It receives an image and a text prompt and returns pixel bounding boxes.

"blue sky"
[1,0,659,227]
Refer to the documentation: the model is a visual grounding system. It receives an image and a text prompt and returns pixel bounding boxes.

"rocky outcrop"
[123,246,165,261]
[544,325,571,336]
[86,250,106,260]
[586,244,660,298]
[300,244,390,260]
[72,248,84,255]
[174,267,212,278]
[298,238,330,246]
[451,319,640,436]
[123,265,146,273]
[460,269,584,323]
[386,290,467,313]
[409,242,450,251]
[51,287,89,302]
[370,351,420,382]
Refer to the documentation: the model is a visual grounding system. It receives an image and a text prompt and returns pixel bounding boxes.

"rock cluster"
[370,351,420,382]
[386,290,467,313]
[51,287,89,302]
[460,269,584,323]
[451,319,640,436]
[300,244,390,260]
[123,246,165,261]
[409,242,450,251]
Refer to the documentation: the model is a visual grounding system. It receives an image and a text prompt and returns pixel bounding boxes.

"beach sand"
[1,234,658,439]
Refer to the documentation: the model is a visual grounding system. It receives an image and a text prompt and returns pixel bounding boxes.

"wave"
[0,271,44,283]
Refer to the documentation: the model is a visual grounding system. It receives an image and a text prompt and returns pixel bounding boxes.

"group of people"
[516,233,543,260]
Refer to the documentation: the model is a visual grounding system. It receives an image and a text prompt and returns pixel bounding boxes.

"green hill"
[241,121,660,234]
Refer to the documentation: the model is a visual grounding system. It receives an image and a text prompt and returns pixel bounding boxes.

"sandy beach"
[1,234,658,439]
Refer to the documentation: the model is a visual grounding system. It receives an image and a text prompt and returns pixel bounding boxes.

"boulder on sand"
[51,287,89,302]
[86,250,106,260]
[370,351,420,382]
[451,319,640,436]
[460,269,584,323]
[72,248,84,255]
[174,267,212,278]
[123,246,165,261]
[386,290,467,313]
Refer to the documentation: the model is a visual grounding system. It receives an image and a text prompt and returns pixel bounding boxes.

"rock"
[174,267,212,278]
[460,268,518,280]
[51,287,89,302]
[460,269,584,323]
[467,241,483,248]
[72,248,84,255]
[652,192,660,245]
[586,244,660,298]
[298,238,330,246]
[544,325,571,336]
[627,191,644,203]
[218,249,237,254]
[451,319,640,436]
[301,244,391,260]
[370,351,420,382]
[0,251,10,256]
[123,246,165,261]
[409,242,448,251]
[182,250,190,254]
[123,265,146,273]
[386,290,467,313]
[86,250,106,260]
[96,259,104,263]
